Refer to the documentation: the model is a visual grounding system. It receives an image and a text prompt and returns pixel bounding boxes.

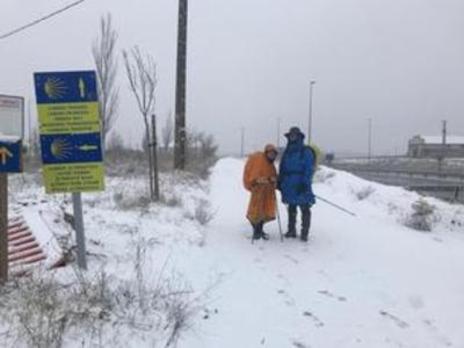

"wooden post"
[0,173,8,284]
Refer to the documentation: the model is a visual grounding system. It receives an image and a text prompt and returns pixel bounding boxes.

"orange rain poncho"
[243,145,278,225]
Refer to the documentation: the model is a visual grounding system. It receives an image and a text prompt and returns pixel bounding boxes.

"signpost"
[0,95,24,284]
[34,71,104,270]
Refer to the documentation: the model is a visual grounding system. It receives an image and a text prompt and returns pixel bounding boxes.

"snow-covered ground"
[3,158,464,347]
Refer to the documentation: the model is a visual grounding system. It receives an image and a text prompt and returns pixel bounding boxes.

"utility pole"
[174,0,188,170]
[240,127,245,157]
[442,120,447,145]
[367,118,372,161]
[439,120,447,171]
[308,80,316,143]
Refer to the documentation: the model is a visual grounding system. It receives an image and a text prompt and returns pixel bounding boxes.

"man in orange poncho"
[243,144,278,241]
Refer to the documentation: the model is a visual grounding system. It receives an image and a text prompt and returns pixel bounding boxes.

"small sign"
[0,140,22,173]
[34,71,104,194]
[0,95,24,139]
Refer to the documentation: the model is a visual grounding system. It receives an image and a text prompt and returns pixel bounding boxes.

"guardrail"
[327,163,464,202]
[330,165,464,184]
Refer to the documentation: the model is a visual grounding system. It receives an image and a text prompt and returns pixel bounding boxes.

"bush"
[194,199,215,226]
[355,186,375,201]
[160,192,183,208]
[0,260,205,347]
[113,191,151,211]
[404,199,437,232]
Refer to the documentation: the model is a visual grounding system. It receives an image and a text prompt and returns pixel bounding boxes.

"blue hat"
[285,127,305,138]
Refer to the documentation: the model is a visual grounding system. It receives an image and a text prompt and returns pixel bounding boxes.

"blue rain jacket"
[278,137,316,206]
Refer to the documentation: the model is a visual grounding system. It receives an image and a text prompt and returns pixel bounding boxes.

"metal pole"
[240,127,245,157]
[72,192,87,270]
[442,120,447,145]
[368,118,372,161]
[439,120,447,172]
[308,80,316,143]
[152,114,160,201]
[0,174,8,284]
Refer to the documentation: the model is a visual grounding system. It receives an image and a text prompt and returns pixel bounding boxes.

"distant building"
[408,135,464,158]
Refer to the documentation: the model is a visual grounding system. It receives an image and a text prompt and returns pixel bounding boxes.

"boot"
[285,230,297,238]
[258,222,270,241]
[286,205,297,238]
[261,230,270,241]
[300,205,311,242]
[252,222,265,240]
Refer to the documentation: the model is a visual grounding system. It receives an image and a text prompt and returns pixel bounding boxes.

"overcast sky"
[1,0,463,155]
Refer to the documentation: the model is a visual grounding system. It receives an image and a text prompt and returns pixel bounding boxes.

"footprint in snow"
[303,311,325,328]
[379,310,409,329]
[423,319,453,347]
[318,289,347,302]
[292,340,310,348]
[284,254,300,264]
[277,289,296,307]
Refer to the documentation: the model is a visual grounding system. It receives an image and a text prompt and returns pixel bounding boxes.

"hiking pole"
[276,202,284,242]
[315,195,357,217]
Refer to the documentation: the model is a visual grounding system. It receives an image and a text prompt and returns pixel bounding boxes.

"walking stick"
[276,201,284,242]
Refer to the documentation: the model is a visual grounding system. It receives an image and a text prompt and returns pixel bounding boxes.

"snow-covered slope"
[181,158,464,348]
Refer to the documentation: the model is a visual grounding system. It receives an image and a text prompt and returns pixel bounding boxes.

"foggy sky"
[1,0,463,156]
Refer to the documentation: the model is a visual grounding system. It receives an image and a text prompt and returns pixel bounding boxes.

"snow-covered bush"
[193,199,215,226]
[404,199,438,232]
[355,186,376,201]
[0,263,205,347]
[113,191,151,211]
[160,192,183,208]
[314,169,335,183]
[1,274,68,348]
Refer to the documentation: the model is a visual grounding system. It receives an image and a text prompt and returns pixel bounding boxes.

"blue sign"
[34,71,98,104]
[0,140,22,173]
[40,133,103,165]
[34,70,104,193]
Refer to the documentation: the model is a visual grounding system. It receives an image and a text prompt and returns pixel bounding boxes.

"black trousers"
[288,204,311,237]
[252,221,264,234]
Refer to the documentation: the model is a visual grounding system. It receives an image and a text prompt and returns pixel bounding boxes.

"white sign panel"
[0,95,24,140]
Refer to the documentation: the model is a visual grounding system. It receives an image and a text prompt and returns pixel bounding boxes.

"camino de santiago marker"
[34,71,104,193]
[0,95,24,284]
[34,71,105,270]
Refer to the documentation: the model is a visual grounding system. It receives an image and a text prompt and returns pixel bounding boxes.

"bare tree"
[92,13,119,147]
[162,112,174,153]
[107,131,125,153]
[123,47,158,200]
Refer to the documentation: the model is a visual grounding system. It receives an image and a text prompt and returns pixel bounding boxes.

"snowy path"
[181,159,464,348]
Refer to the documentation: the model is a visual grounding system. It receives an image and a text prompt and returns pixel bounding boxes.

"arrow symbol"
[0,147,13,165]
[79,144,98,152]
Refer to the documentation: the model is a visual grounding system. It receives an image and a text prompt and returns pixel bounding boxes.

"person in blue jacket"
[278,127,316,242]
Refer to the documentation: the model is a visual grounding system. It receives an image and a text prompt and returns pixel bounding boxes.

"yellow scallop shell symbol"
[44,77,67,100]
[50,138,73,160]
